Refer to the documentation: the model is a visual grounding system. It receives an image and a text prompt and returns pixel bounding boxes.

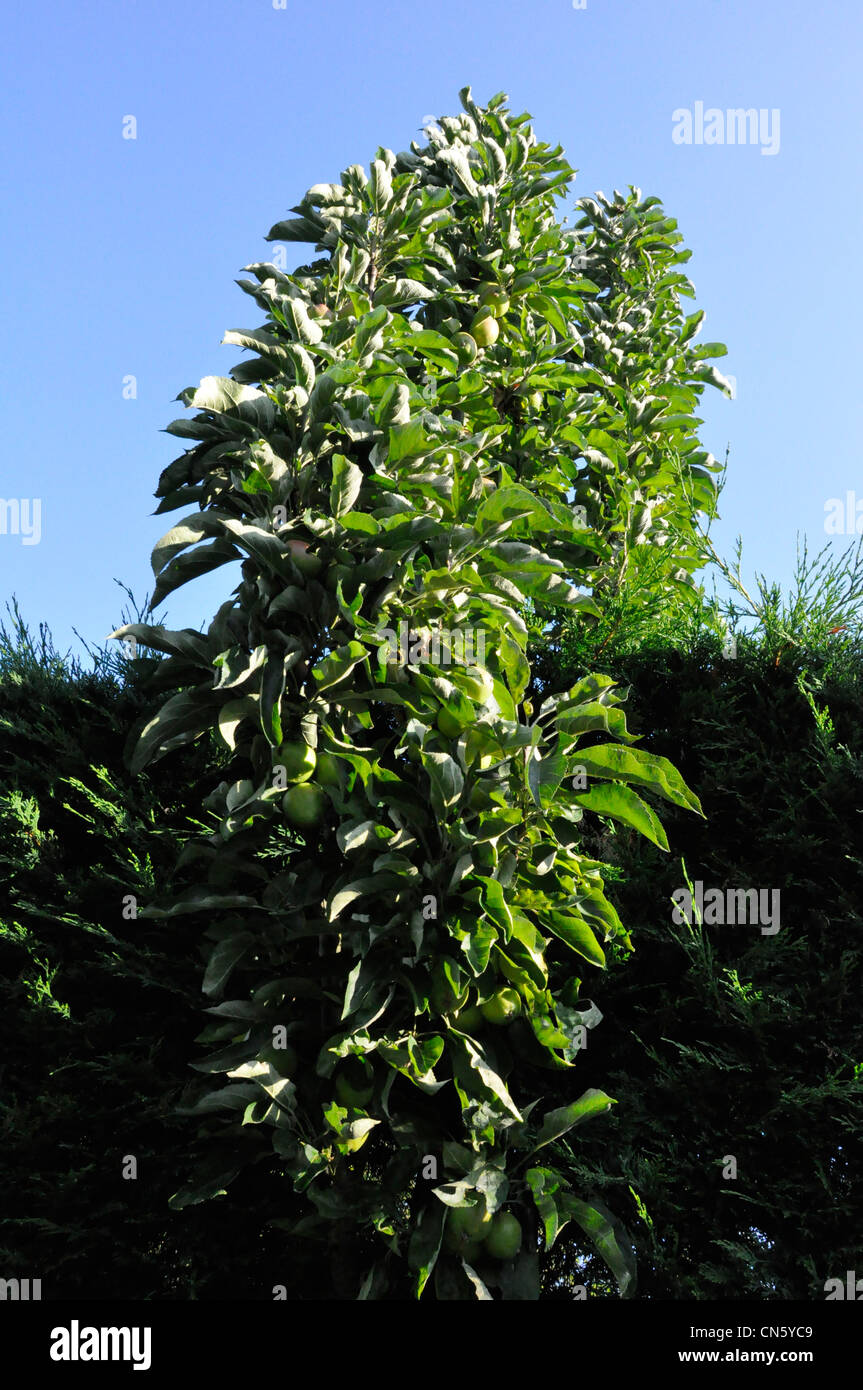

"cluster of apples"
[448,281,512,362]
[430,961,523,1032]
[275,739,340,828]
[444,1203,523,1263]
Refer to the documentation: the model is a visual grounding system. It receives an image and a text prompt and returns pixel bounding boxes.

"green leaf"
[424,751,464,816]
[149,539,239,610]
[409,330,460,370]
[260,647,290,745]
[168,1163,242,1210]
[151,514,221,578]
[187,376,268,414]
[408,1201,446,1299]
[355,306,391,358]
[374,278,431,308]
[328,875,398,922]
[128,687,217,773]
[560,1195,637,1298]
[525,1167,563,1248]
[476,484,558,535]
[572,781,670,851]
[388,420,430,462]
[449,1035,522,1120]
[543,911,606,968]
[142,893,259,920]
[220,520,291,575]
[331,453,363,517]
[574,743,703,814]
[312,640,370,693]
[218,695,257,749]
[108,623,210,665]
[203,933,255,997]
[532,1089,615,1152]
[266,216,324,243]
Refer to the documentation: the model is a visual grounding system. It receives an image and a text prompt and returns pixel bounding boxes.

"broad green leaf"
[574,743,703,813]
[149,539,239,610]
[186,375,266,414]
[572,781,670,851]
[129,686,218,773]
[408,1201,446,1299]
[328,874,399,921]
[203,933,255,997]
[388,420,430,462]
[312,640,370,693]
[424,751,464,816]
[450,1035,522,1120]
[525,1167,563,1248]
[532,1089,615,1152]
[560,1195,637,1298]
[543,911,606,967]
[168,1163,242,1210]
[331,453,363,517]
[108,623,210,665]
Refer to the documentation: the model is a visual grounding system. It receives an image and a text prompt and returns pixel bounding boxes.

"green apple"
[479,284,510,318]
[452,331,478,365]
[484,1212,522,1260]
[274,740,316,783]
[469,309,500,348]
[454,1003,485,1033]
[444,1221,483,1261]
[281,782,326,828]
[481,988,522,1025]
[335,1059,374,1107]
[287,539,323,578]
[315,751,341,786]
[445,1203,491,1258]
[458,1201,492,1238]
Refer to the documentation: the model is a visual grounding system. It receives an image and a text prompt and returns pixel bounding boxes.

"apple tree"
[113,88,709,1300]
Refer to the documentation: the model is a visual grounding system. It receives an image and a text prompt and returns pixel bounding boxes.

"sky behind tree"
[2,0,860,657]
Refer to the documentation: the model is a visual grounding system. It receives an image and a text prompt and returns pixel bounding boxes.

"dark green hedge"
[2,616,860,1299]
[536,629,863,1298]
[0,646,326,1299]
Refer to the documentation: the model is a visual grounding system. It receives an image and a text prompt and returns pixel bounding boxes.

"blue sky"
[2,0,861,660]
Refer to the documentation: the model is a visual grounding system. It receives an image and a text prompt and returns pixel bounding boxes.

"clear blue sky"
[2,0,860,660]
